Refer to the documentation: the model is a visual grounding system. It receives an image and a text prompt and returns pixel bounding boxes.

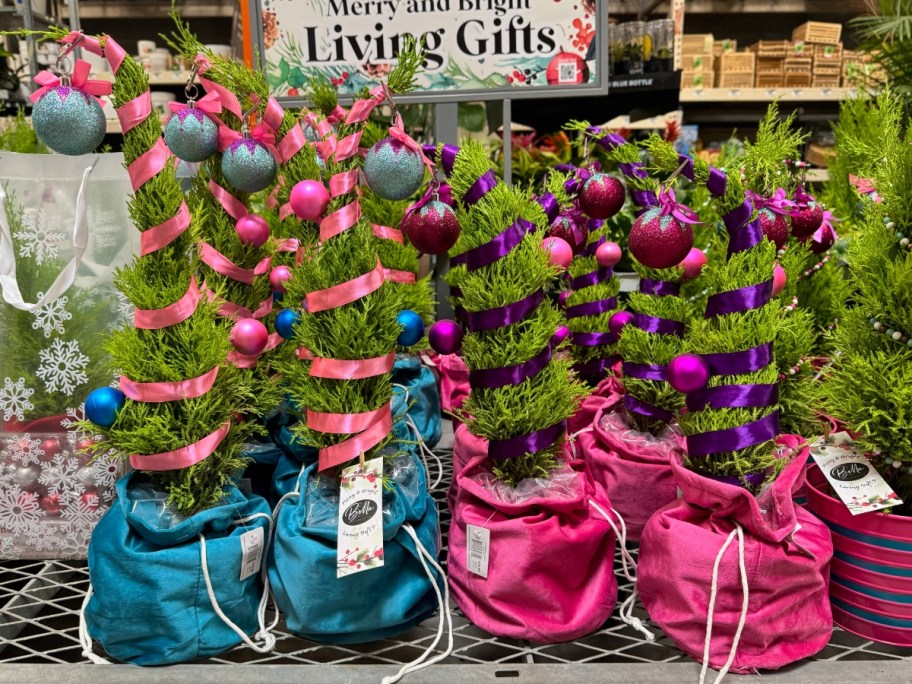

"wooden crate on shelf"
[793,21,842,45]
[814,43,843,66]
[681,53,715,71]
[682,34,714,55]
[713,39,737,56]
[783,56,812,87]
[812,73,841,88]
[790,41,812,58]
[718,51,755,73]
[682,71,715,88]
[842,51,885,89]
[751,40,790,58]
[756,72,784,87]
[718,72,755,88]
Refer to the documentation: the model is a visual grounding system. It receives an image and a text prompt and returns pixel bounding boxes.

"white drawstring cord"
[199,511,277,654]
[381,523,453,684]
[588,498,655,641]
[699,522,748,684]
[406,414,443,490]
[78,585,111,664]
[568,426,594,459]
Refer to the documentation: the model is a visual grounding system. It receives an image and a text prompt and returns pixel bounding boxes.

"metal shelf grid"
[2,420,912,682]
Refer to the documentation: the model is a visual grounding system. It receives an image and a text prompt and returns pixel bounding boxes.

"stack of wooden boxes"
[681,33,714,88]
[752,40,789,87]
[843,50,886,89]
[793,21,843,87]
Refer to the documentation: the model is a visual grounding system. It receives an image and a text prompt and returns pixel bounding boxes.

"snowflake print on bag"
[31,292,72,338]
[8,435,44,465]
[89,452,120,489]
[0,377,34,421]
[0,485,41,531]
[14,208,65,265]
[62,491,102,533]
[37,339,90,396]
[38,455,84,496]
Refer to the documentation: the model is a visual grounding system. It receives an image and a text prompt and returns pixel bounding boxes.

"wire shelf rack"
[2,420,911,682]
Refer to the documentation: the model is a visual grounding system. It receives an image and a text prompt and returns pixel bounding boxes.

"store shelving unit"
[680,87,859,103]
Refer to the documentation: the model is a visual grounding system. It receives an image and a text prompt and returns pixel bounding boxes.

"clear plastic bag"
[472,464,583,505]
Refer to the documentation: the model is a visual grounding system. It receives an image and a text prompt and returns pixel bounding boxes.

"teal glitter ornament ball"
[364,137,425,200]
[85,387,126,428]
[32,86,105,156]
[164,108,219,162]
[221,138,277,193]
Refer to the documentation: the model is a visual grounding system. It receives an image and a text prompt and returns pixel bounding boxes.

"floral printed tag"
[810,435,903,515]
[337,457,384,578]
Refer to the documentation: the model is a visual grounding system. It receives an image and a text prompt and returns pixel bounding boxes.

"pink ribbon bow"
[747,188,797,216]
[658,187,701,224]
[219,122,279,161]
[404,181,453,222]
[812,209,840,244]
[849,174,881,202]
[389,113,434,170]
[169,90,222,118]
[31,59,112,104]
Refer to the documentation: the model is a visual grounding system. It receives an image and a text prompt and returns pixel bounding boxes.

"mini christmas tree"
[828,91,912,506]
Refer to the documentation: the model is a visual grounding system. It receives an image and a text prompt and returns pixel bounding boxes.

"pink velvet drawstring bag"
[576,404,683,542]
[448,435,619,643]
[448,421,480,512]
[433,353,470,423]
[637,435,833,675]
[568,374,625,435]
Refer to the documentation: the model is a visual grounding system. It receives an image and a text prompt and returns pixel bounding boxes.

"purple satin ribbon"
[639,279,680,296]
[554,164,576,173]
[705,279,773,318]
[449,285,462,298]
[464,171,498,207]
[631,190,660,211]
[565,297,617,319]
[686,383,778,412]
[623,361,667,381]
[686,411,780,457]
[441,144,459,176]
[573,356,618,377]
[707,167,727,197]
[572,331,616,347]
[538,193,559,222]
[569,267,612,290]
[451,218,535,270]
[465,290,543,332]
[702,342,773,375]
[633,313,684,336]
[706,470,768,488]
[580,235,607,257]
[624,394,674,422]
[488,420,566,461]
[565,177,581,195]
[678,154,695,180]
[727,216,764,256]
[469,334,558,389]
[722,201,753,232]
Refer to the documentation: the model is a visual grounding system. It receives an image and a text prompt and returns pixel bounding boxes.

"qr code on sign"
[558,62,577,83]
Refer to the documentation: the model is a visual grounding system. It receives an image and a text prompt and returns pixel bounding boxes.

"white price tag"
[239,527,264,581]
[337,457,384,578]
[466,524,490,578]
[810,437,903,515]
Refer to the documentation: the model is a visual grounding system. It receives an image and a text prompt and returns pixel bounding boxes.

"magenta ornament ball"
[596,241,623,268]
[269,265,293,293]
[629,207,695,269]
[609,310,635,337]
[557,290,570,308]
[667,354,710,394]
[790,203,824,238]
[234,214,270,247]
[809,223,836,254]
[541,236,573,270]
[428,319,464,355]
[290,179,331,221]
[231,318,269,356]
[772,264,787,296]
[579,174,626,219]
[553,325,571,345]
[405,200,460,254]
[681,248,707,280]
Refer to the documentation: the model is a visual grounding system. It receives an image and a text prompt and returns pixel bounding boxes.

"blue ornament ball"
[85,387,126,428]
[221,138,277,193]
[32,86,105,156]
[364,137,425,200]
[396,309,425,347]
[164,108,220,162]
[275,308,302,340]
[273,290,284,302]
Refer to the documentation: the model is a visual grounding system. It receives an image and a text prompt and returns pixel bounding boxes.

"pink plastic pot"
[806,464,912,646]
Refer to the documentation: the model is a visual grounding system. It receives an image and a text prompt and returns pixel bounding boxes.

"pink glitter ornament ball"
[758,208,790,249]
[790,202,824,238]
[579,174,625,219]
[772,264,787,296]
[404,200,460,254]
[628,207,695,269]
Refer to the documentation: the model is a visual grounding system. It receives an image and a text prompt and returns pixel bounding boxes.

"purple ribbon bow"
[747,188,796,217]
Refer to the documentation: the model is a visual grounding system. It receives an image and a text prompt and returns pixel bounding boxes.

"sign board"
[249,0,608,104]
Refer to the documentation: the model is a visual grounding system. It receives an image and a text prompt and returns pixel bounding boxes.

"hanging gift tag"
[466,524,490,578]
[337,456,384,578]
[810,436,903,515]
[239,527,264,581]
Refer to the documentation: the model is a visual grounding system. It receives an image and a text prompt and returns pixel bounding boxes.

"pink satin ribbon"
[258,95,284,132]
[128,138,171,191]
[372,224,404,243]
[747,188,796,216]
[140,202,190,256]
[389,113,433,170]
[31,58,112,104]
[308,402,391,434]
[276,238,299,253]
[134,276,201,329]
[305,260,384,313]
[317,407,393,471]
[309,352,395,380]
[204,285,273,320]
[319,202,362,242]
[62,31,102,58]
[228,332,282,368]
[333,132,363,164]
[329,169,360,197]
[278,124,306,164]
[129,421,230,471]
[344,86,385,125]
[117,91,151,135]
[658,187,701,224]
[327,104,348,125]
[218,122,278,160]
[199,67,242,120]
[120,366,219,402]
[384,268,417,284]
[208,179,248,222]
[297,347,315,360]
[168,91,223,129]
[103,36,127,75]
[315,139,336,163]
[279,203,295,221]
[199,243,271,285]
